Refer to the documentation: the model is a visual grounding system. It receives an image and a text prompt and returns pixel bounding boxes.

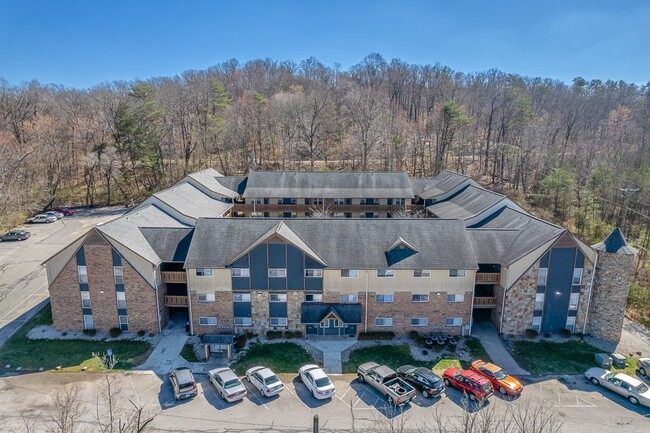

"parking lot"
[0,371,647,432]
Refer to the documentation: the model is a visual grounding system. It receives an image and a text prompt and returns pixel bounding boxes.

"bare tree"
[46,386,86,433]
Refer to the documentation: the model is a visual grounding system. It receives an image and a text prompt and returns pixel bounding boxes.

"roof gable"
[592,228,637,255]
[385,237,418,266]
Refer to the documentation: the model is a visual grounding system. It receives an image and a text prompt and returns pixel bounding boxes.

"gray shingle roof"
[153,182,233,219]
[140,228,194,262]
[426,185,506,219]
[187,168,239,199]
[418,170,473,200]
[242,171,415,199]
[301,303,362,324]
[185,218,478,270]
[215,176,247,196]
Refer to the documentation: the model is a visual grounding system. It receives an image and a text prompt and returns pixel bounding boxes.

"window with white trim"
[78,266,88,284]
[116,291,126,309]
[269,293,287,302]
[231,268,250,277]
[566,316,576,332]
[119,315,128,331]
[445,317,463,326]
[305,269,323,278]
[333,198,345,205]
[532,316,541,332]
[538,268,548,286]
[447,293,465,303]
[572,268,583,286]
[305,293,323,302]
[197,293,216,303]
[394,198,406,205]
[251,198,263,205]
[199,317,217,326]
[233,293,251,302]
[411,294,429,303]
[251,212,263,217]
[448,269,466,278]
[569,293,580,310]
[411,318,428,326]
[376,294,394,303]
[534,293,545,311]
[413,269,431,278]
[196,268,213,277]
[268,268,287,278]
[375,317,393,327]
[270,317,288,326]
[83,314,94,330]
[341,269,359,278]
[340,294,358,303]
[377,269,395,278]
[80,291,91,309]
[113,266,124,284]
[234,317,252,326]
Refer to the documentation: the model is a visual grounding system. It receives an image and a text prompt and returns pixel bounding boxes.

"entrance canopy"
[301,303,362,325]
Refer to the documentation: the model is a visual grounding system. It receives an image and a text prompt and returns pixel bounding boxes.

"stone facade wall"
[574,259,595,333]
[190,290,233,334]
[50,256,85,332]
[287,291,303,330]
[586,252,635,342]
[157,283,169,331]
[501,263,538,335]
[251,291,270,333]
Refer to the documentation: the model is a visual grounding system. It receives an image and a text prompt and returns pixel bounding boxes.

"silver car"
[245,366,284,397]
[585,367,650,407]
[169,367,198,400]
[637,358,650,377]
[209,367,247,402]
[44,211,64,219]
[27,214,57,224]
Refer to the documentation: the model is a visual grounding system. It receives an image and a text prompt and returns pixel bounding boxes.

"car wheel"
[469,393,477,402]
[590,377,599,386]
[628,396,639,405]
[422,390,429,398]
[499,386,507,395]
[444,379,450,387]
[387,396,394,406]
[640,367,647,376]
[358,375,365,383]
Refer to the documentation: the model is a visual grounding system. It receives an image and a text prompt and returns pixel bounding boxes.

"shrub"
[525,329,538,339]
[149,333,155,337]
[83,329,96,337]
[433,344,443,353]
[560,329,572,338]
[409,330,420,340]
[137,330,146,337]
[109,327,122,338]
[235,334,248,350]
[543,332,551,338]
[266,330,283,340]
[245,332,256,339]
[61,332,67,336]
[294,330,303,338]
[447,344,456,353]
[414,336,425,346]
[358,331,395,341]
[283,331,295,339]
[422,349,429,356]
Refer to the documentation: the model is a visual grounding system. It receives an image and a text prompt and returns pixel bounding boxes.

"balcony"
[473,296,497,309]
[475,272,500,284]
[161,271,187,283]
[164,295,188,307]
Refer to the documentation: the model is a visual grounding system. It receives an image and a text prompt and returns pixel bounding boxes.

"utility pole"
[620,186,639,235]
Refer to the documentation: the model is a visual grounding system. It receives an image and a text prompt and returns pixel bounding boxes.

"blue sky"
[1,0,648,89]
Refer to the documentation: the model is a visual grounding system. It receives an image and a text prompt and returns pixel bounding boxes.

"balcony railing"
[473,296,498,308]
[475,272,500,284]
[161,271,187,283]
[164,295,188,307]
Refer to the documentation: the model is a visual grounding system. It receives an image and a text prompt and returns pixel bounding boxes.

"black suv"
[396,365,445,398]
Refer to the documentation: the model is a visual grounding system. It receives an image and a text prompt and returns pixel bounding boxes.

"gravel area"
[27,325,159,344]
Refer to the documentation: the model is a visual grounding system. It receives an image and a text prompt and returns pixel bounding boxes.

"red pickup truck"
[443,368,494,402]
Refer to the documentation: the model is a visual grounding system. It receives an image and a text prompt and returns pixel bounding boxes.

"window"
[305,269,323,278]
[270,317,288,326]
[197,293,216,303]
[333,198,345,205]
[119,315,128,331]
[77,266,88,284]
[449,269,466,278]
[305,293,323,302]
[234,317,252,326]
[277,198,296,205]
[532,316,542,331]
[566,316,576,332]
[269,293,287,302]
[375,317,393,327]
[309,198,324,205]
[412,294,429,303]
[321,318,340,328]
[113,266,124,284]
[196,268,213,277]
[572,268,583,286]
[268,268,287,278]
[341,269,359,278]
[569,293,580,310]
[231,268,250,277]
[413,269,431,278]
[80,291,91,309]
[361,198,377,205]
[83,314,94,330]
[534,293,545,311]
[377,269,395,278]
[340,294,358,303]
[199,317,217,326]
[333,212,345,218]
[116,291,126,309]
[445,317,463,326]
[251,212,263,217]
[411,318,428,326]
[251,198,263,205]
[394,198,405,205]
[447,293,465,303]
[233,293,251,302]
[376,294,394,303]
[538,268,548,286]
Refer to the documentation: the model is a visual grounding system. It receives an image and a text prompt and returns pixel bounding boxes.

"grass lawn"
[511,340,602,375]
[342,345,431,373]
[463,336,490,362]
[0,304,151,372]
[180,343,200,362]
[431,358,462,374]
[230,342,314,374]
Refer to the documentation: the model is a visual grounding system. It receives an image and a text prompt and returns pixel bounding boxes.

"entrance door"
[541,248,575,333]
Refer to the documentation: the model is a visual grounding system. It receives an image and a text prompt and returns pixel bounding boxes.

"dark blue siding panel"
[269,302,287,317]
[232,276,250,290]
[250,245,268,290]
[575,251,585,268]
[305,277,323,291]
[305,256,324,269]
[76,247,86,266]
[268,244,286,268]
[80,284,89,291]
[287,245,304,290]
[539,252,549,268]
[269,277,286,290]
[231,256,249,268]
[541,247,575,332]
[111,249,122,266]
[234,303,252,317]
[115,284,125,292]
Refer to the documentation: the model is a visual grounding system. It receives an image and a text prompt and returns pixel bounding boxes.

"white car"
[44,211,64,219]
[209,367,247,402]
[585,367,650,407]
[299,364,336,399]
[27,214,57,224]
[246,366,284,397]
[637,358,650,377]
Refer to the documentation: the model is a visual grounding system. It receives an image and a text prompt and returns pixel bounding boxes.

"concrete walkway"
[305,338,357,374]
[472,321,530,376]
[136,320,188,375]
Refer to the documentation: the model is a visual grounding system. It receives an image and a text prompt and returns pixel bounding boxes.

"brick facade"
[190,290,233,334]
[50,257,85,332]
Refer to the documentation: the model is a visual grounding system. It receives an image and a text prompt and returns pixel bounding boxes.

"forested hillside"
[1,54,648,282]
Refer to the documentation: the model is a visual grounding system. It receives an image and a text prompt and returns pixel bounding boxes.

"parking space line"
[243,382,270,410]
[285,385,311,409]
[203,382,227,410]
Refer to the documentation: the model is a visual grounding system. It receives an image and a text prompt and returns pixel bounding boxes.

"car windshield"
[494,370,508,380]
[315,377,332,388]
[637,383,649,393]
[224,379,241,389]
[264,375,280,385]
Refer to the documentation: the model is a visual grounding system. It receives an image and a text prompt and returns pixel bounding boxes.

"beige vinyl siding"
[187,269,232,293]
[323,269,475,295]
[505,238,558,288]
[45,234,89,285]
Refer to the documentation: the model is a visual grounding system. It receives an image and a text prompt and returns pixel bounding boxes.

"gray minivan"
[169,367,198,400]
